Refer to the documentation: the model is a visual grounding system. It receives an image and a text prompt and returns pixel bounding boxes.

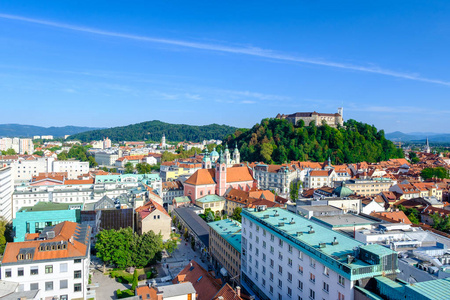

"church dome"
[210,148,219,158]
[224,144,230,154]
[333,183,354,198]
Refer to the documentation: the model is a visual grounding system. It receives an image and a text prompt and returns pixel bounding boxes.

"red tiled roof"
[184,169,216,185]
[173,260,222,300]
[371,211,412,225]
[212,283,244,300]
[1,222,89,264]
[136,199,170,219]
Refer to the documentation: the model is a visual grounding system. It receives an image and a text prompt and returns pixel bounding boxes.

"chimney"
[236,286,241,297]
[157,291,163,300]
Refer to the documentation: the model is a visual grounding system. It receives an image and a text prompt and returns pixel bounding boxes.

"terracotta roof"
[136,199,170,219]
[226,166,254,183]
[162,181,183,190]
[32,172,68,182]
[249,190,275,201]
[64,179,94,185]
[184,169,216,185]
[212,283,244,300]
[309,170,331,177]
[370,211,412,225]
[136,286,157,299]
[172,260,222,300]
[1,221,90,265]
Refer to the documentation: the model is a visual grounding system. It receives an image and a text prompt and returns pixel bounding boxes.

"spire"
[328,156,331,165]
[219,150,226,164]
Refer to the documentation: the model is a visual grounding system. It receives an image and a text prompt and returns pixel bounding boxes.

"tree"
[421,167,450,180]
[124,162,134,174]
[164,233,180,254]
[231,207,242,222]
[33,150,44,156]
[206,211,215,223]
[136,163,152,174]
[1,148,17,155]
[289,180,302,202]
[0,217,13,254]
[131,269,138,290]
[95,228,163,269]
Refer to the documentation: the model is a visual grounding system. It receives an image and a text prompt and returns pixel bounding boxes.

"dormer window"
[18,254,24,260]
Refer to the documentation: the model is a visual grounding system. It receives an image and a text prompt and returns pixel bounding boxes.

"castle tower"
[202,149,211,169]
[337,107,344,127]
[233,143,240,164]
[216,150,227,196]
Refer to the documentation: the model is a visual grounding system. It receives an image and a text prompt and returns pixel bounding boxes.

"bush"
[146,271,152,279]
[117,289,135,299]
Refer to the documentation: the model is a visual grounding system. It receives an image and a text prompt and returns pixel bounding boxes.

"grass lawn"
[110,267,155,283]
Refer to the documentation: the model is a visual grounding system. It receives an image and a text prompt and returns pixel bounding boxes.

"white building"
[11,157,54,181]
[241,207,398,300]
[0,138,13,151]
[0,221,91,300]
[0,166,13,221]
[94,151,119,166]
[52,160,89,179]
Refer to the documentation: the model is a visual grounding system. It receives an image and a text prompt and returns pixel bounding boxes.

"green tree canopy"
[231,207,242,222]
[421,167,450,180]
[95,227,163,269]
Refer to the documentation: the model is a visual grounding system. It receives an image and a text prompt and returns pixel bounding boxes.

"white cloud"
[2,13,450,86]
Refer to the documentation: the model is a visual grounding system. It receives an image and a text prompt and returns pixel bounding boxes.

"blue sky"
[1,1,449,133]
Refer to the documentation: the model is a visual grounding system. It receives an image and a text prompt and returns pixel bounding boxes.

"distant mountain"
[386,131,450,143]
[68,120,238,142]
[0,124,102,138]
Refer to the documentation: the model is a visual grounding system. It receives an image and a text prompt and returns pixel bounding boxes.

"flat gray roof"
[313,214,377,228]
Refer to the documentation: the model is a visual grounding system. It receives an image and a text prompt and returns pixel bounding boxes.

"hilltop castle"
[276,107,344,128]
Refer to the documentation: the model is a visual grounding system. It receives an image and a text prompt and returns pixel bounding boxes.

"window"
[338,292,345,300]
[323,266,329,277]
[278,265,283,275]
[270,259,274,268]
[262,266,266,274]
[256,236,259,243]
[338,275,345,287]
[288,287,292,297]
[263,229,266,236]
[60,279,68,289]
[255,272,259,280]
[30,266,38,275]
[270,272,274,281]
[270,246,274,254]
[298,280,303,291]
[30,283,39,290]
[60,295,68,300]
[263,253,266,262]
[18,268,24,276]
[288,245,293,253]
[298,251,303,260]
[310,273,315,283]
[74,270,82,279]
[249,255,252,263]
[74,259,81,264]
[74,283,82,292]
[279,252,283,261]
[323,282,329,293]
[60,263,68,273]
[269,285,273,295]
[309,289,315,300]
[270,234,274,242]
[279,239,283,247]
[45,265,53,274]
[263,241,267,248]
[256,248,259,256]
[288,258,293,267]
[45,281,53,291]
[298,265,303,274]
[5,269,11,278]
[310,258,316,268]
[262,278,266,287]
[278,293,283,300]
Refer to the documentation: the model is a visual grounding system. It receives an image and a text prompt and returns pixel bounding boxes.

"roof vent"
[46,231,55,239]
[290,218,295,224]
[307,225,315,234]
[274,210,279,217]
[263,214,269,219]
[332,237,339,245]
[319,243,326,248]
[278,222,284,227]
[347,255,355,264]
[296,232,303,237]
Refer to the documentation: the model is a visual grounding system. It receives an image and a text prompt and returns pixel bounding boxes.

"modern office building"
[241,207,398,300]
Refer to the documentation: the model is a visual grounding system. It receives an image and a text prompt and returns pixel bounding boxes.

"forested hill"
[224,118,404,164]
[68,120,237,143]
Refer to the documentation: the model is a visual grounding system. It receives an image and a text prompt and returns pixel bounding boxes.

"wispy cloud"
[1,13,450,86]
[347,105,450,115]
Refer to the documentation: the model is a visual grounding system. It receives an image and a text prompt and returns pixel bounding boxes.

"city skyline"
[1,1,450,132]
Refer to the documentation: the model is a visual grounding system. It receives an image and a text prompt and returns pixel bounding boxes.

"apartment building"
[0,166,13,221]
[241,207,398,300]
[94,150,119,166]
[208,219,241,286]
[0,221,91,300]
[52,160,89,179]
[336,178,395,197]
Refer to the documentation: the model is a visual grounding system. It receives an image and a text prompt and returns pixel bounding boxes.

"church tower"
[161,134,166,149]
[425,137,431,154]
[216,150,227,196]
[224,144,231,165]
[233,143,240,164]
[202,148,211,169]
